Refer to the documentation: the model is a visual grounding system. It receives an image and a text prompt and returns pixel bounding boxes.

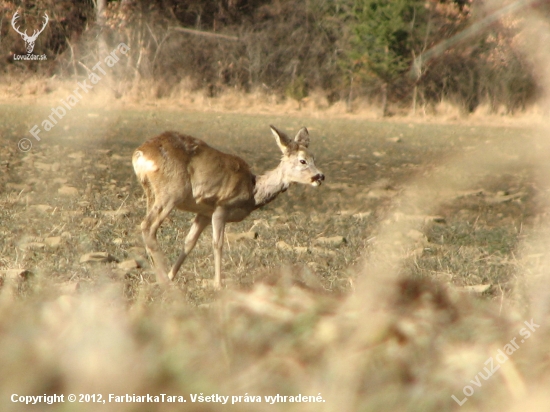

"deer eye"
[299,159,307,165]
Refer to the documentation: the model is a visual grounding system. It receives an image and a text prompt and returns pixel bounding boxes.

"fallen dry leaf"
[225,231,258,242]
[314,236,347,247]
[58,186,79,196]
[80,252,117,263]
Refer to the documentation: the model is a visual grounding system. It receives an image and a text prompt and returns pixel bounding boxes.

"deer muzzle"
[311,173,325,187]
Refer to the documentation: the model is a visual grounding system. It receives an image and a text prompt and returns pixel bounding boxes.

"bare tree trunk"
[65,37,78,80]
[96,0,119,97]
[381,82,388,117]
[347,73,354,113]
[410,11,431,116]
[96,0,108,60]
[382,45,389,116]
[412,84,417,115]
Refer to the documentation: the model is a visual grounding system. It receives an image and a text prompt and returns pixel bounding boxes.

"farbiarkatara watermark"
[451,318,539,406]
[18,42,130,152]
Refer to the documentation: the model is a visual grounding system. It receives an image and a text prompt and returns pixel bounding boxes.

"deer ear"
[294,127,310,148]
[270,125,292,155]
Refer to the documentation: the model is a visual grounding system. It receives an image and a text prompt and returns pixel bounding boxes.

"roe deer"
[132,126,324,288]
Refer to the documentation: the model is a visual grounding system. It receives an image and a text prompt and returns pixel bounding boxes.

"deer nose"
[313,173,325,182]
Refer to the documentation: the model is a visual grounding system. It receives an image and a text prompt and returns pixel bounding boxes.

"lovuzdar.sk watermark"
[11,11,48,61]
[452,319,539,406]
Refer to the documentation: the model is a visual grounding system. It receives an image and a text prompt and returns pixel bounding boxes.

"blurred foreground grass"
[1,103,550,411]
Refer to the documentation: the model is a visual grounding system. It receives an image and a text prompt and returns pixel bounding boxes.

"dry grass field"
[1,101,550,411]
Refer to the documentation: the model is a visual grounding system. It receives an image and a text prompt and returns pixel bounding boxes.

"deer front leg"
[211,208,227,289]
[168,214,210,281]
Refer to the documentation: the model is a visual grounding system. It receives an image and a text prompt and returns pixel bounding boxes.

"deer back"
[133,132,255,213]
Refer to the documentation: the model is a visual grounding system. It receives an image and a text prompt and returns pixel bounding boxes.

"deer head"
[12,12,49,54]
[270,125,325,187]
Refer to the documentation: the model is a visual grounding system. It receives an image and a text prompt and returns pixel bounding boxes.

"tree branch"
[169,26,240,42]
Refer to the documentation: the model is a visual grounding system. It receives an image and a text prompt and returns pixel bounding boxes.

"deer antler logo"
[11,11,49,54]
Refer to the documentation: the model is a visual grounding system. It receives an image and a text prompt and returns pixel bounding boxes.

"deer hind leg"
[168,214,210,281]
[141,201,175,284]
[211,208,227,289]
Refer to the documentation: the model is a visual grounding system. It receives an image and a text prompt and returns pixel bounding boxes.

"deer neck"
[253,164,290,209]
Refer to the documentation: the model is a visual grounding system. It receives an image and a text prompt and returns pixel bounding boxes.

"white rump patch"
[133,151,158,179]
